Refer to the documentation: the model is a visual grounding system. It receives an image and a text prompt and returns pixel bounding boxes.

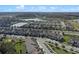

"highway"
[35,37,79,54]
[25,37,43,54]
[36,38,51,54]
[45,38,79,53]
[63,31,79,36]
[36,38,56,54]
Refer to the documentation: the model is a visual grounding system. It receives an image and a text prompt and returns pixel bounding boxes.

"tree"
[62,45,65,48]
[70,48,73,51]
[55,43,58,47]
[0,43,8,54]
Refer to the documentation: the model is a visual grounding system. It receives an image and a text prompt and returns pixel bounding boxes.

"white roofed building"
[11,22,27,28]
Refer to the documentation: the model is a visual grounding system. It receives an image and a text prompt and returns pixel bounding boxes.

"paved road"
[51,30,79,36]
[45,38,79,53]
[25,37,40,54]
[25,37,43,54]
[25,37,79,54]
[36,38,55,54]
[63,31,79,36]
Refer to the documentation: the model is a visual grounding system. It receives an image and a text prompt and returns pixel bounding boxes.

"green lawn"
[71,21,79,30]
[48,43,69,54]
[64,35,71,42]
[14,39,26,54]
[46,43,73,54]
[64,35,79,43]
[2,37,27,54]
[3,37,12,43]
[15,43,25,53]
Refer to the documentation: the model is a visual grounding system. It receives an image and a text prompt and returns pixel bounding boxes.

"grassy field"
[64,35,71,42]
[48,43,71,54]
[15,39,26,54]
[46,43,75,54]
[71,21,79,30]
[2,37,27,54]
[64,20,79,31]
[63,34,79,43]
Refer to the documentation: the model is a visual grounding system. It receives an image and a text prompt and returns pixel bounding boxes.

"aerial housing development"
[0,12,79,54]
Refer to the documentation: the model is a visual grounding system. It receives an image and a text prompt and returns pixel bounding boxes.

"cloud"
[15,5,79,12]
[16,5,25,12]
[50,6,57,10]
[2,8,13,12]
[16,5,24,9]
[75,7,79,11]
[61,7,79,12]
[38,6,46,10]
[33,6,57,12]
[34,6,47,12]
[24,6,47,12]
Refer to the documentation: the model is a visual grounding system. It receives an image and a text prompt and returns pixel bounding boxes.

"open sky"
[0,5,79,12]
